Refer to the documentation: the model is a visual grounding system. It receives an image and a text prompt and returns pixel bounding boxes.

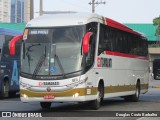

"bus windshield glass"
[21,26,85,78]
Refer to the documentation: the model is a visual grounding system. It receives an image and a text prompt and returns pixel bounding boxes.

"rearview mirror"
[82,32,93,54]
[9,35,23,56]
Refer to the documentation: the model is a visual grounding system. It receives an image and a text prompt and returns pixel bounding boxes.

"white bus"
[10,12,149,110]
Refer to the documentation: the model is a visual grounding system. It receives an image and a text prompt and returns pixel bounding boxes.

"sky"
[34,0,160,24]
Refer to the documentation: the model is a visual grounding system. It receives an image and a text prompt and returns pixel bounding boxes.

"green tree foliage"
[153,16,160,36]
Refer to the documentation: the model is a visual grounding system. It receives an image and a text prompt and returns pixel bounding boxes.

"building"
[11,0,24,23]
[0,23,25,32]
[0,0,33,23]
[24,0,34,23]
[0,0,11,23]
[125,24,157,44]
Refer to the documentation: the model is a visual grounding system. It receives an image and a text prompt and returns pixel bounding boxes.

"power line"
[38,0,91,15]
[62,0,90,11]
[89,0,106,13]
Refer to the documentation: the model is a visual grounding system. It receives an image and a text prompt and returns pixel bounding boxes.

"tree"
[153,16,160,37]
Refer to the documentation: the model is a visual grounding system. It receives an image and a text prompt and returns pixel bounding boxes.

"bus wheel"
[131,82,140,102]
[125,82,140,102]
[0,80,9,99]
[40,102,52,109]
[90,83,104,110]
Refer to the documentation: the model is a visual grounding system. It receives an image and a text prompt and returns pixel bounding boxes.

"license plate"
[44,94,55,99]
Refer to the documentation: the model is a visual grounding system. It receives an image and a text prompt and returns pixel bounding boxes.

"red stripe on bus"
[106,18,140,36]
[97,57,101,67]
[105,51,148,60]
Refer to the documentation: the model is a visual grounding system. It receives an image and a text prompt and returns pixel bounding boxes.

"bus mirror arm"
[82,32,93,54]
[9,35,23,56]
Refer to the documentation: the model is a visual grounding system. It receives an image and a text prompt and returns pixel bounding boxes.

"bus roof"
[106,18,141,36]
[26,12,143,36]
[0,28,22,36]
[26,12,103,27]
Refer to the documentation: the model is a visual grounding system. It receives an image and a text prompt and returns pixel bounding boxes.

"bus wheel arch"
[125,79,140,102]
[90,79,104,110]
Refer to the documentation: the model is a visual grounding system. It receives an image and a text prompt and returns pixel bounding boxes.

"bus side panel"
[94,53,149,98]
[1,35,21,93]
[95,54,132,97]
[129,58,149,93]
[9,60,19,92]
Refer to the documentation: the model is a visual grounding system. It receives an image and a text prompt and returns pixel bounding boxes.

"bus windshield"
[21,26,85,79]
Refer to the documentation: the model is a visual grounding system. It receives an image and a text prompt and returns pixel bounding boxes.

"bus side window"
[1,35,13,60]
[15,40,22,57]
[104,27,112,51]
[0,48,1,53]
[98,24,112,55]
[98,24,105,55]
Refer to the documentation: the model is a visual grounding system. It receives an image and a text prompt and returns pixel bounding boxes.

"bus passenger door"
[82,30,97,90]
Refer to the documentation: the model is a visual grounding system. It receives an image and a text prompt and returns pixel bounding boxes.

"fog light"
[22,94,28,99]
[73,92,79,98]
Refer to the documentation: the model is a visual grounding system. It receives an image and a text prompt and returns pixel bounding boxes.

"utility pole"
[40,0,43,16]
[92,0,95,13]
[89,0,106,13]
[30,0,34,20]
[21,0,23,22]
[15,0,18,23]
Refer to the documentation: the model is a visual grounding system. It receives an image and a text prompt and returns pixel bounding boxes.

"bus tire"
[40,102,52,109]
[131,81,140,102]
[125,81,140,102]
[0,80,9,99]
[90,83,104,110]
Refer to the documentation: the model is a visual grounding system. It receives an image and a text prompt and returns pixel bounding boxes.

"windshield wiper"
[32,46,46,79]
[26,43,41,73]
[64,70,83,75]
[54,54,66,78]
[52,44,66,78]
